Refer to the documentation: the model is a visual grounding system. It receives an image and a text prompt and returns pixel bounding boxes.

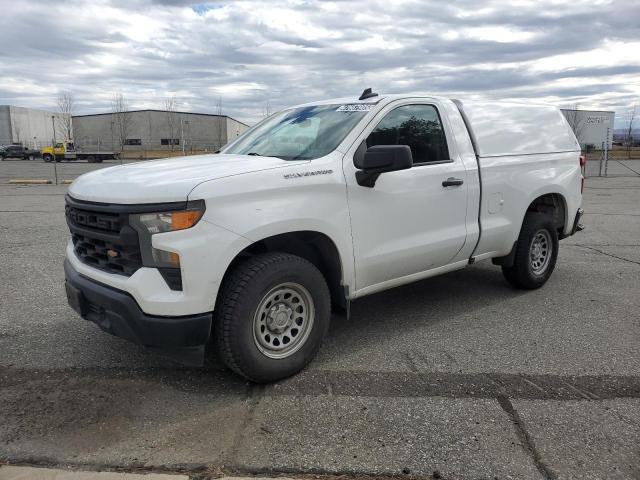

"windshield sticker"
[336,104,374,112]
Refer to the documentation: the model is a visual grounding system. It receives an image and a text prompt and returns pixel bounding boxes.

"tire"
[27,155,34,161]
[43,154,53,163]
[86,156,96,163]
[502,212,559,289]
[215,252,331,383]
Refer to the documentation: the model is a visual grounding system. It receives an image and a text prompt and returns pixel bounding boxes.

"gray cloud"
[0,0,638,126]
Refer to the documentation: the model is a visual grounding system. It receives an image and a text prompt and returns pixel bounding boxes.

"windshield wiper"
[247,152,262,156]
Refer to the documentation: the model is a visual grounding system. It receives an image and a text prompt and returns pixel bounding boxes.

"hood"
[68,154,306,204]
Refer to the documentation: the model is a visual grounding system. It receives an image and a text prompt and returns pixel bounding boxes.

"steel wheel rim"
[253,282,314,359]
[530,229,552,275]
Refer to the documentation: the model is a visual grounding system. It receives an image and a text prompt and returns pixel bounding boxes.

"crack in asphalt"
[497,396,557,480]
[2,367,639,401]
[576,245,640,266]
[225,383,264,469]
[566,243,640,247]
[583,212,640,216]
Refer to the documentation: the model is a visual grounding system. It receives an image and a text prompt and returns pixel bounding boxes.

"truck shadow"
[316,262,532,369]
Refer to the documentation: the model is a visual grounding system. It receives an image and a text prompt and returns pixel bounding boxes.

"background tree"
[13,121,21,144]
[625,104,637,159]
[262,101,272,117]
[111,92,134,155]
[163,96,178,151]
[214,96,225,150]
[564,104,585,147]
[57,91,74,142]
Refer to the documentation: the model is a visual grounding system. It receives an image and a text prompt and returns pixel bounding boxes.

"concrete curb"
[7,180,52,185]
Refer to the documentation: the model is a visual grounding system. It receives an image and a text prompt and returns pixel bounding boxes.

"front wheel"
[214,252,331,383]
[43,154,52,163]
[502,212,559,289]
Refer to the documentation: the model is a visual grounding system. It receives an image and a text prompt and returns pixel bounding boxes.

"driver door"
[344,101,469,293]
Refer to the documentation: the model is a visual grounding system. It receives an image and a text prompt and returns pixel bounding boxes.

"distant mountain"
[613,128,640,140]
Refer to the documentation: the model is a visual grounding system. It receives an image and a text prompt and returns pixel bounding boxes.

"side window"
[366,104,449,164]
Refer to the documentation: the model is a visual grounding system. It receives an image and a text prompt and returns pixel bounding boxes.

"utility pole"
[604,127,610,177]
[181,118,185,155]
[51,115,58,186]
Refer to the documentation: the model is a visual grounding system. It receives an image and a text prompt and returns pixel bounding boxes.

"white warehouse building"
[72,110,250,153]
[0,105,68,148]
[560,108,614,150]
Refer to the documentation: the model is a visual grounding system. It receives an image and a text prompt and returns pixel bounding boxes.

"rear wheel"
[215,252,331,383]
[502,212,559,289]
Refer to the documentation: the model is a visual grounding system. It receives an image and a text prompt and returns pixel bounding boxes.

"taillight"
[579,155,585,194]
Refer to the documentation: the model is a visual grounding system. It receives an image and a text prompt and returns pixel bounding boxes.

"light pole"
[181,119,185,155]
[51,116,58,185]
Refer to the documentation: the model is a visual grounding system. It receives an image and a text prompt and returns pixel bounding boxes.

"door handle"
[442,177,464,187]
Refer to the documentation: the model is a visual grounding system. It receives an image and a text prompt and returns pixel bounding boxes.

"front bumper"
[64,259,212,348]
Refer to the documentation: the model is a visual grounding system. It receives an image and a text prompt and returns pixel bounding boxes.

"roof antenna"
[359,88,378,101]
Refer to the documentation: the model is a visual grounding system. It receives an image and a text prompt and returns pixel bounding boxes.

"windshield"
[223,104,370,160]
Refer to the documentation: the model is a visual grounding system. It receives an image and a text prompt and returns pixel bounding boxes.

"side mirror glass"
[355,145,413,187]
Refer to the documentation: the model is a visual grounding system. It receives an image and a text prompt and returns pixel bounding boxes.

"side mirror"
[355,145,413,188]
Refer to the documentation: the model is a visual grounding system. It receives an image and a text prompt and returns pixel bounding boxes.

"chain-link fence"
[584,146,640,178]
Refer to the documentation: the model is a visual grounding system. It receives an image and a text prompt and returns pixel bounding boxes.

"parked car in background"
[0,144,41,160]
[63,89,585,383]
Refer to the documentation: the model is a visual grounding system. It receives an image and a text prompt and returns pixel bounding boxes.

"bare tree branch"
[262,101,272,118]
[57,91,74,141]
[111,92,134,155]
[13,121,21,144]
[563,104,585,147]
[626,104,637,159]
[214,96,224,150]
[163,96,177,151]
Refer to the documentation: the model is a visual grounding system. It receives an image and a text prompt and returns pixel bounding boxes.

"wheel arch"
[220,230,348,311]
[525,191,568,236]
[494,191,568,267]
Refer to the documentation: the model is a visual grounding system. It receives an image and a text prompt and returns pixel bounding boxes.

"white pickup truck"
[64,90,584,382]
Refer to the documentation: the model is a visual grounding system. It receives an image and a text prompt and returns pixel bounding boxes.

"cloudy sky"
[0,0,638,126]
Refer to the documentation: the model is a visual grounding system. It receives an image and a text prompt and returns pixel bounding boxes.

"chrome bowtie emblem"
[106,249,119,258]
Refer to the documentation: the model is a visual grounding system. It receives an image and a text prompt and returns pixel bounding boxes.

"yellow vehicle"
[41,141,117,163]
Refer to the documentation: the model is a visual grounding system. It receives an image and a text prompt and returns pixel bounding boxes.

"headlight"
[130,200,205,271]
[132,206,204,235]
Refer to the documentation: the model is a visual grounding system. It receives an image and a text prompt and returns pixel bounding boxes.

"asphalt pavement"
[1,160,639,479]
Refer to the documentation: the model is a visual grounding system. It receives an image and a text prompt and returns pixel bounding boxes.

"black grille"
[65,198,143,276]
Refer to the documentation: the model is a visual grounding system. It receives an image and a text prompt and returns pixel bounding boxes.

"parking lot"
[1,159,639,479]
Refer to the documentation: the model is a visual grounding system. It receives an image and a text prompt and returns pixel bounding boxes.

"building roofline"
[560,108,615,114]
[73,109,249,127]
